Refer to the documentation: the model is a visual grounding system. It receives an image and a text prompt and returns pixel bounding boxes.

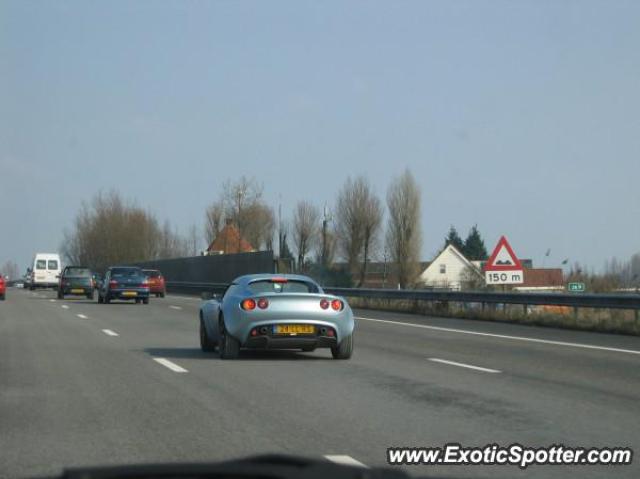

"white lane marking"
[169,305,183,310]
[61,305,70,310]
[77,314,88,319]
[153,357,188,373]
[356,316,640,356]
[428,358,501,374]
[49,299,56,303]
[102,329,119,337]
[324,455,368,468]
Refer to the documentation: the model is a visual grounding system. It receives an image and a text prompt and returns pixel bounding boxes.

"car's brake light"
[257,298,269,309]
[141,280,149,287]
[331,299,343,311]
[271,277,288,283]
[109,280,118,288]
[320,299,329,310]
[241,298,256,310]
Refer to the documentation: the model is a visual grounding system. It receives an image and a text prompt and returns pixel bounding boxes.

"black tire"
[218,317,240,359]
[104,294,111,304]
[0,294,5,301]
[98,293,104,304]
[160,292,165,298]
[29,286,35,291]
[86,291,94,301]
[57,290,64,300]
[142,297,149,305]
[200,318,217,352]
[135,298,141,304]
[331,334,353,360]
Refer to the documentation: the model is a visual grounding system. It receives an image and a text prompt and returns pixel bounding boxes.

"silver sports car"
[199,274,355,359]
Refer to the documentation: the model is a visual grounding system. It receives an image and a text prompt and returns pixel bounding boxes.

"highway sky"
[1,0,639,272]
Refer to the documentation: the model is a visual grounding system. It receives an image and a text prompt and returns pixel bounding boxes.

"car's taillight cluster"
[320,298,343,311]
[241,298,270,310]
[109,280,118,288]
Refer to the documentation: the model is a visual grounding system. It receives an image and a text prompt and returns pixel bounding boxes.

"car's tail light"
[109,280,118,288]
[257,298,269,309]
[320,299,329,310]
[241,298,256,310]
[141,280,149,287]
[271,277,288,283]
[331,299,343,311]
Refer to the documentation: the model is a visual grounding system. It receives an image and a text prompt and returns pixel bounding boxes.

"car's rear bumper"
[107,289,150,299]
[149,286,165,293]
[61,287,93,295]
[244,335,338,350]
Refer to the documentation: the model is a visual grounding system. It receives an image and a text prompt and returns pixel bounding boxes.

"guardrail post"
[481,302,485,313]
[523,304,528,317]
[573,307,579,321]
[636,309,639,323]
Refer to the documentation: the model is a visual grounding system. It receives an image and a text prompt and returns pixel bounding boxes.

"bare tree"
[0,261,19,280]
[222,176,264,251]
[243,203,275,251]
[335,177,383,286]
[292,200,320,272]
[186,224,200,256]
[62,190,186,272]
[204,200,225,245]
[386,169,422,288]
[358,186,383,287]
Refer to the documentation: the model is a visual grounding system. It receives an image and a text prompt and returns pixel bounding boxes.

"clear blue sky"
[1,0,639,272]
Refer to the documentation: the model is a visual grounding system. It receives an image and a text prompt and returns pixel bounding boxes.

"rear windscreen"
[111,268,142,277]
[143,270,161,278]
[36,260,46,270]
[66,268,91,277]
[48,260,58,270]
[248,280,319,294]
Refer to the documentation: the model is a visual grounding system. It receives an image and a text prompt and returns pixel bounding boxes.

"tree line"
[62,170,423,286]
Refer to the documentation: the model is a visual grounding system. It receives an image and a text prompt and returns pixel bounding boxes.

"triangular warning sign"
[485,236,523,271]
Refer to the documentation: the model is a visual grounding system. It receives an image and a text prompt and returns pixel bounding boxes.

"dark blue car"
[97,266,150,304]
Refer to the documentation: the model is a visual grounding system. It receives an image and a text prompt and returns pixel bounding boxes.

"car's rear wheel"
[57,289,64,299]
[142,297,149,305]
[331,334,353,359]
[104,294,111,304]
[160,292,165,298]
[218,318,240,359]
[0,294,5,301]
[98,293,103,304]
[86,291,94,300]
[200,318,216,352]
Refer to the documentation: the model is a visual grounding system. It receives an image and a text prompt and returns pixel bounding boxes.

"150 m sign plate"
[485,271,524,285]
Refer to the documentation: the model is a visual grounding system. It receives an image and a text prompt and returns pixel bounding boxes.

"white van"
[30,253,62,290]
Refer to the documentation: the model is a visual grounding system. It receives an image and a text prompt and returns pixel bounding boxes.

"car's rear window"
[66,268,91,277]
[36,260,46,270]
[143,270,161,278]
[111,268,142,277]
[248,280,319,294]
[48,260,58,270]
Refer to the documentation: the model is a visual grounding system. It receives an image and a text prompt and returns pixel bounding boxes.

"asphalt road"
[1,288,639,478]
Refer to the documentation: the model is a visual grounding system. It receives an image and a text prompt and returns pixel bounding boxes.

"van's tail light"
[241,299,256,310]
[257,298,269,309]
[331,299,343,311]
[320,299,329,310]
[109,280,118,288]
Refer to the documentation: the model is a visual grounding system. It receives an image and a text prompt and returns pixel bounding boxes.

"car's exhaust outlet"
[320,327,327,335]
[260,327,268,335]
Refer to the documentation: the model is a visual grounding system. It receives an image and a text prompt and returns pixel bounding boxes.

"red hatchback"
[143,269,166,298]
[0,275,6,301]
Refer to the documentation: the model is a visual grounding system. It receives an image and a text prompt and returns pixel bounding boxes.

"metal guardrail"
[168,281,640,310]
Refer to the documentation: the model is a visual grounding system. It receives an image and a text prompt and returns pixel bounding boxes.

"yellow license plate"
[71,289,84,294]
[275,324,315,335]
[122,291,137,297]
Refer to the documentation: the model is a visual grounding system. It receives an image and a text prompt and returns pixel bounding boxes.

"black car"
[58,266,95,300]
[98,266,150,304]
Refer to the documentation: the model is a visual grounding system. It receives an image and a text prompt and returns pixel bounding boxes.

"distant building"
[206,220,255,255]
[419,244,483,290]
[513,268,564,292]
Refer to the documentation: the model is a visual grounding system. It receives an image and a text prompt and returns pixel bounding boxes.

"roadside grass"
[348,297,640,336]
